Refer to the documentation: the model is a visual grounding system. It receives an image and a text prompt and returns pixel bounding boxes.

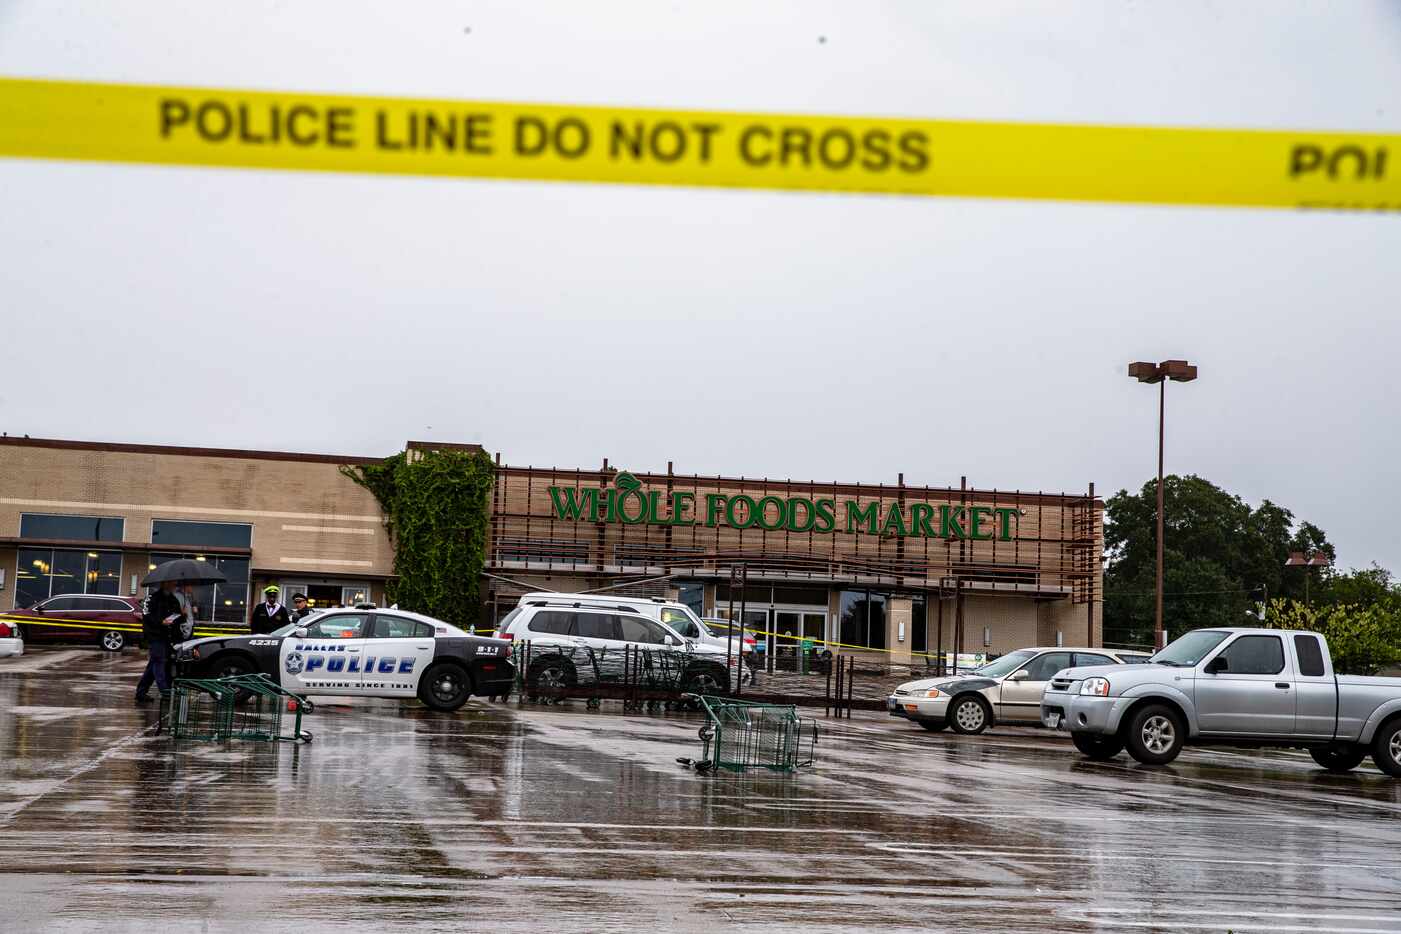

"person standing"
[135,580,182,704]
[290,594,313,623]
[250,585,291,634]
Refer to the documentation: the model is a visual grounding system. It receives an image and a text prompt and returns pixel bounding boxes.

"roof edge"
[0,435,390,466]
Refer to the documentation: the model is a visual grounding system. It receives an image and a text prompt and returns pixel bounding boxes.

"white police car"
[176,607,513,711]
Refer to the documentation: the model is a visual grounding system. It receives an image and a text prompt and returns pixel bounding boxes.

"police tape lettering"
[2,77,1399,210]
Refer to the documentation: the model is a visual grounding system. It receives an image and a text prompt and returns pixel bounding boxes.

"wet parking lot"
[3,649,1401,933]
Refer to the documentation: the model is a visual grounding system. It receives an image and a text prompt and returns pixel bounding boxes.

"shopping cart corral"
[515,639,743,710]
[160,673,313,744]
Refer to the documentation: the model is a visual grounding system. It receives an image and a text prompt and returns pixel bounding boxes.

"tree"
[341,448,495,630]
[1103,475,1334,646]
[1317,565,1401,612]
[1264,599,1401,675]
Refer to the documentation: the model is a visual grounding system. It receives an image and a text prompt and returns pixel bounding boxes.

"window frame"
[619,615,672,646]
[19,512,125,542]
[149,551,250,624]
[303,613,371,640]
[1293,634,1327,677]
[370,614,434,639]
[149,517,254,550]
[1023,651,1073,682]
[1214,634,1287,676]
[527,610,576,636]
[573,612,623,641]
[17,547,125,606]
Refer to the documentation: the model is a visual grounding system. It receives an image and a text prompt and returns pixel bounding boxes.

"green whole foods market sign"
[547,472,1016,541]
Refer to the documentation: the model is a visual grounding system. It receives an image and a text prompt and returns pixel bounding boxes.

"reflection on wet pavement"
[3,648,1401,933]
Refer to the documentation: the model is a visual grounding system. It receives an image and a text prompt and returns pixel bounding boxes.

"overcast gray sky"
[2,1,1399,573]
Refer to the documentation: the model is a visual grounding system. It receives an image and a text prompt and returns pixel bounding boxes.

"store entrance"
[303,584,344,609]
[279,581,372,611]
[773,610,827,666]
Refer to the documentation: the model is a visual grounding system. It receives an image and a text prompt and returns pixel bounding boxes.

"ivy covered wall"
[341,447,494,629]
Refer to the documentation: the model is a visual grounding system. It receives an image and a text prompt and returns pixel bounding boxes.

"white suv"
[509,592,753,657]
[500,600,740,697]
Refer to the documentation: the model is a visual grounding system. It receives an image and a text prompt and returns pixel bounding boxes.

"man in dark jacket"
[290,594,314,623]
[135,581,182,704]
[250,585,292,635]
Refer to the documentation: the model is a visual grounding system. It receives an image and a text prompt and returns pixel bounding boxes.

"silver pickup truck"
[1040,627,1401,776]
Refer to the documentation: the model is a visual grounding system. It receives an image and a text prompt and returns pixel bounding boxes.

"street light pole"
[1129,359,1198,650]
[1157,376,1165,650]
[1285,552,1332,607]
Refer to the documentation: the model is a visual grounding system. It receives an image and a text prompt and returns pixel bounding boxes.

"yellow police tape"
[2,77,1399,211]
[0,613,248,639]
[708,624,967,662]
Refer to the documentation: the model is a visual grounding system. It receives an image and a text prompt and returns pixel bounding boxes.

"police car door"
[279,612,370,695]
[361,613,435,697]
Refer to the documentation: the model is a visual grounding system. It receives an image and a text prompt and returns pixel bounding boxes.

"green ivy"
[341,448,494,630]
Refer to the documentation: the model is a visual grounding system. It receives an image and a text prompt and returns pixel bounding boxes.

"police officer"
[250,585,292,634]
[290,593,314,623]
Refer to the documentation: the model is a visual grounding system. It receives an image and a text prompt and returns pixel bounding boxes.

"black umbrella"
[140,558,227,587]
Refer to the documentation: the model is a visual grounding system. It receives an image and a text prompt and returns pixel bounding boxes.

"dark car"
[3,594,145,652]
[175,607,514,711]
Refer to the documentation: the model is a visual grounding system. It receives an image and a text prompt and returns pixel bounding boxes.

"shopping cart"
[682,694,817,774]
[221,673,314,743]
[162,673,313,744]
[161,677,238,742]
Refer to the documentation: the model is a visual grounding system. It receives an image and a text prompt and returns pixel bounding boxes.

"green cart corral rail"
[682,694,818,774]
[161,673,313,744]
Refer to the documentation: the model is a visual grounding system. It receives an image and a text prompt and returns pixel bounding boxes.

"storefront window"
[20,513,124,541]
[151,519,252,549]
[149,552,249,623]
[839,590,887,649]
[912,597,928,654]
[15,547,122,607]
[714,583,771,605]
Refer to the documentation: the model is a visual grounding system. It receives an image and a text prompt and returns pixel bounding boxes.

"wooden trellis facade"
[488,460,1101,603]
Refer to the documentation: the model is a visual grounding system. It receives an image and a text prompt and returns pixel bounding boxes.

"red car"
[3,594,145,652]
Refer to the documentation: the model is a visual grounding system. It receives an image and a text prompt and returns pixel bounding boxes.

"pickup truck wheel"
[1371,721,1401,778]
[1310,746,1366,773]
[1072,732,1125,761]
[948,695,991,735]
[1124,704,1185,765]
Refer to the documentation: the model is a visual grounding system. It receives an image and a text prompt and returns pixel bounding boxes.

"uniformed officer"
[290,593,314,623]
[250,585,292,634]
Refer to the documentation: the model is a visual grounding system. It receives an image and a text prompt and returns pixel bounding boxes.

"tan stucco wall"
[0,442,394,613]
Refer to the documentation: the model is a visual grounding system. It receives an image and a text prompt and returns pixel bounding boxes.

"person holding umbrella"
[250,585,291,635]
[135,558,227,705]
[135,580,182,704]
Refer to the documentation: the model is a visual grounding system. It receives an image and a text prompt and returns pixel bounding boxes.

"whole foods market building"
[487,462,1103,660]
[0,438,1102,657]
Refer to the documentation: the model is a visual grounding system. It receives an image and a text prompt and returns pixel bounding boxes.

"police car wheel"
[216,656,253,679]
[419,663,473,712]
[99,630,125,652]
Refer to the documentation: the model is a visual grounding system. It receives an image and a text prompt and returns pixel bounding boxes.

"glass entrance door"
[772,610,826,670]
